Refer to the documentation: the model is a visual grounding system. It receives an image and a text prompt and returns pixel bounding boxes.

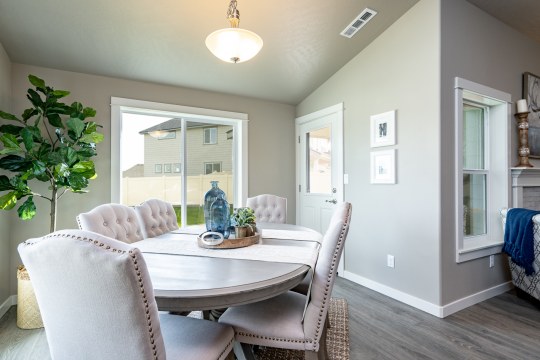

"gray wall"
[440,0,540,304]
[0,42,12,306]
[297,0,442,304]
[8,64,296,294]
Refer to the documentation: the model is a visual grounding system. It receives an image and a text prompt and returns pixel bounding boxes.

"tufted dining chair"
[18,230,235,360]
[219,202,352,360]
[76,203,144,243]
[246,194,287,224]
[134,198,179,238]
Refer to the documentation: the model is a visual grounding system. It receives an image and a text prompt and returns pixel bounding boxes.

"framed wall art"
[370,149,396,184]
[370,110,396,147]
[524,72,540,157]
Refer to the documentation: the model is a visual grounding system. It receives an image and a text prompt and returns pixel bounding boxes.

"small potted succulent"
[230,207,256,238]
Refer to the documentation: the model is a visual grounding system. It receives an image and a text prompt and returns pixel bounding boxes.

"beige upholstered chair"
[18,230,234,360]
[134,198,179,238]
[219,202,352,360]
[76,203,144,243]
[246,194,287,224]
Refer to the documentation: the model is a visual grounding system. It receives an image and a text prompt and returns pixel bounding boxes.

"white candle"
[517,99,528,113]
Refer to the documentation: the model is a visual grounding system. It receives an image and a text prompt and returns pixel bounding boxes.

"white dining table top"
[136,223,322,312]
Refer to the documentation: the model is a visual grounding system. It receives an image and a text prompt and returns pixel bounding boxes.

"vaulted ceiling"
[0,1,537,105]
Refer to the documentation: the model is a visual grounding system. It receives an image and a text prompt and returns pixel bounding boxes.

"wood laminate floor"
[1,277,539,359]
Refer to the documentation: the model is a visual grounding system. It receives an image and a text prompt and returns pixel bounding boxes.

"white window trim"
[454,78,511,262]
[110,97,249,220]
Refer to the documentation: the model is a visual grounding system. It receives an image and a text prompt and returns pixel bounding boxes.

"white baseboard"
[440,281,513,317]
[342,271,513,318]
[0,295,17,320]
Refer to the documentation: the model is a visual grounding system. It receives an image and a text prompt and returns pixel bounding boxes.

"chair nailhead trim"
[23,232,161,360]
[236,331,313,345]
[310,204,352,348]
[218,337,235,360]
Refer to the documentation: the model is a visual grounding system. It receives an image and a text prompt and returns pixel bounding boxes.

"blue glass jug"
[203,181,226,231]
[209,193,230,238]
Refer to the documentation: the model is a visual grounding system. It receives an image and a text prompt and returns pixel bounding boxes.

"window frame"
[455,78,511,263]
[154,164,163,174]
[111,97,249,227]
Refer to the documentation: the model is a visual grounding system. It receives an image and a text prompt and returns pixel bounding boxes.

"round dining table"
[138,223,322,312]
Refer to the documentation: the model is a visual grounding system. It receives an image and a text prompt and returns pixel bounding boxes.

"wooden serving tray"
[197,232,260,249]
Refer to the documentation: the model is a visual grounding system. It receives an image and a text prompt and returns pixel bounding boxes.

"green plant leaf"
[46,150,64,166]
[71,161,95,178]
[67,172,88,190]
[26,88,43,108]
[52,90,70,98]
[17,196,36,220]
[80,132,104,144]
[21,128,35,151]
[84,122,97,134]
[66,117,85,138]
[25,126,43,142]
[54,163,69,177]
[76,147,97,158]
[0,155,31,172]
[0,175,15,191]
[0,110,20,122]
[21,108,38,121]
[0,133,21,149]
[82,107,96,119]
[63,147,77,166]
[47,113,64,128]
[32,160,47,176]
[0,191,17,210]
[0,124,23,135]
[70,102,83,117]
[28,75,46,89]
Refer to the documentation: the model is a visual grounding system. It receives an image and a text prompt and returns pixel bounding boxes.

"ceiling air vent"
[340,8,378,38]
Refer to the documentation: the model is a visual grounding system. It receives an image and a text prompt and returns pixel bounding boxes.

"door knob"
[325,199,337,204]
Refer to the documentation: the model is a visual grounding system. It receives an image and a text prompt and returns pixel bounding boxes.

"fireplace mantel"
[511,168,540,208]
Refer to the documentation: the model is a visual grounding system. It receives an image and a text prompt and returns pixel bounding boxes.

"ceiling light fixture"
[205,0,263,64]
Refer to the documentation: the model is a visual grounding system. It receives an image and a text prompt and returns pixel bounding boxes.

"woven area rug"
[254,298,349,360]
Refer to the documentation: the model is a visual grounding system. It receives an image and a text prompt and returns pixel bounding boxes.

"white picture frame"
[370,149,396,184]
[370,110,396,147]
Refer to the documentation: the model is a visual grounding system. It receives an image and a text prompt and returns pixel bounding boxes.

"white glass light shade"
[205,28,263,63]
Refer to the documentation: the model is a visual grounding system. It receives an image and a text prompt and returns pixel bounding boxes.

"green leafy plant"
[230,207,256,228]
[0,75,103,232]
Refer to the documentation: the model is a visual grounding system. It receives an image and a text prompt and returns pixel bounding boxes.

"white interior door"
[296,103,344,272]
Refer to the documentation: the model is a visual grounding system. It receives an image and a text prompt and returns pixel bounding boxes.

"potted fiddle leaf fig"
[230,207,256,238]
[0,74,103,329]
[0,74,103,232]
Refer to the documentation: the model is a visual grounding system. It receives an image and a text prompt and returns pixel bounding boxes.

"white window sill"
[457,240,503,263]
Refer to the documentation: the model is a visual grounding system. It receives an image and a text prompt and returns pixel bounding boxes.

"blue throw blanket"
[503,208,540,276]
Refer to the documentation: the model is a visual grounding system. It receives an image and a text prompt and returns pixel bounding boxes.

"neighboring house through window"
[111,97,248,227]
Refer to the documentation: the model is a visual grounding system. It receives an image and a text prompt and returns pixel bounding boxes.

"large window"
[111,98,248,228]
[455,78,510,262]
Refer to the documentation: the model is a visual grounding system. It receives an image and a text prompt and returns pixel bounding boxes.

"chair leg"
[305,323,329,360]
[326,311,331,329]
